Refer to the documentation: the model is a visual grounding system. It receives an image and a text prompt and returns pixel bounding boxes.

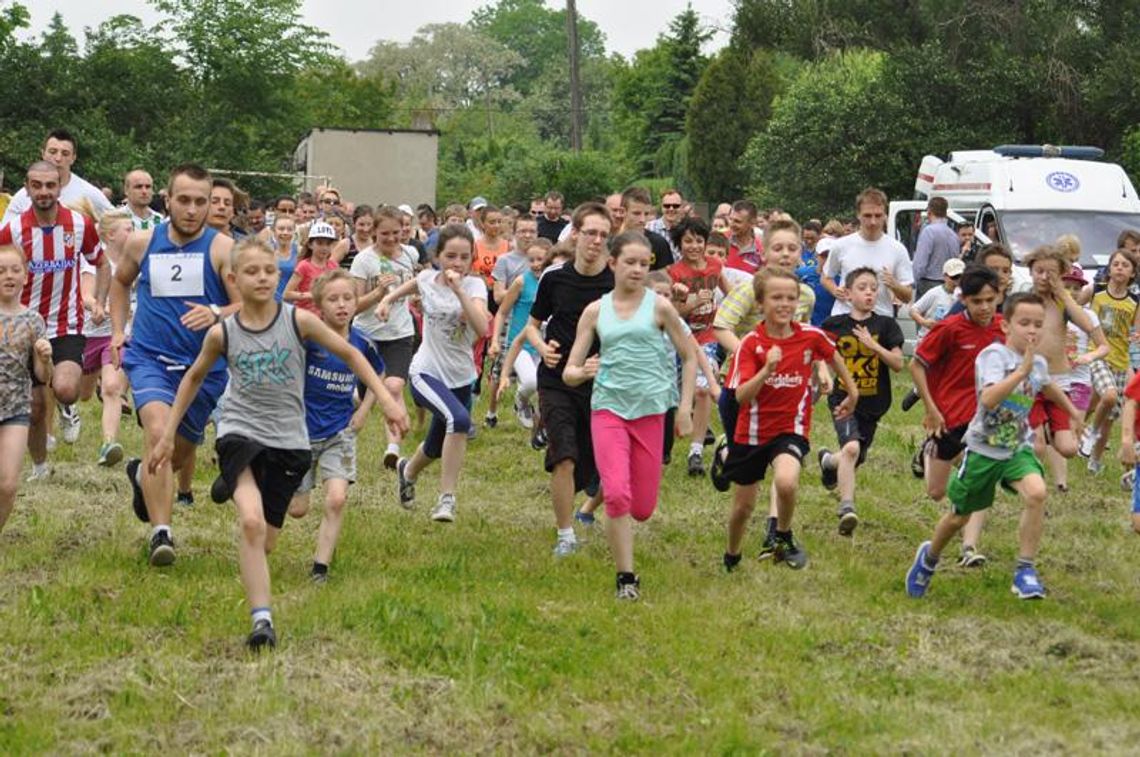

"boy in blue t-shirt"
[287,269,402,582]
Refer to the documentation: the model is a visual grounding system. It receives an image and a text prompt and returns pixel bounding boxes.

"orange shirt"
[474,237,509,287]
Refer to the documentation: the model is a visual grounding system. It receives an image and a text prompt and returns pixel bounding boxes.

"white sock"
[689,442,703,456]
[32,462,48,474]
[151,525,171,539]
[822,452,836,470]
[251,607,272,627]
[386,442,400,453]
[557,527,575,542]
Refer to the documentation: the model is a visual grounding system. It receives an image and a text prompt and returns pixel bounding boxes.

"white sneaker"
[26,462,51,482]
[1087,458,1104,476]
[59,404,81,444]
[1078,428,1099,459]
[514,395,535,429]
[552,536,579,558]
[430,494,456,522]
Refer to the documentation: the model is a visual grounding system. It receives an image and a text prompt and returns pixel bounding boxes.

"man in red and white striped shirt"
[0,160,109,479]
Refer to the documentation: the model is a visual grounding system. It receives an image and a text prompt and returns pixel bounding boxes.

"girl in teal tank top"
[563,231,696,601]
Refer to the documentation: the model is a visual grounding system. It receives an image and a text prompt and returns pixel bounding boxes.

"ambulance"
[891,145,1140,270]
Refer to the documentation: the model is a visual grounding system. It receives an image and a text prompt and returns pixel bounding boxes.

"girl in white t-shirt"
[376,224,489,523]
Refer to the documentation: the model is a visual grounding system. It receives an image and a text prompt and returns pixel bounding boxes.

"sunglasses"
[662,203,681,210]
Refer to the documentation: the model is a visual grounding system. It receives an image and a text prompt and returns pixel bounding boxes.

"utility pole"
[567,0,583,152]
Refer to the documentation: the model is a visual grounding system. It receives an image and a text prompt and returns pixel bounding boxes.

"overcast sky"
[24,1,733,62]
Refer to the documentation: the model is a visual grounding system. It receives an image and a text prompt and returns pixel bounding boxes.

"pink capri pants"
[591,409,666,521]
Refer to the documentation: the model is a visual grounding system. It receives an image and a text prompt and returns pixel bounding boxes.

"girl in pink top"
[284,221,339,313]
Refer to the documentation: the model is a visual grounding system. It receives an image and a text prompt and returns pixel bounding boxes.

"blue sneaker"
[574,509,595,526]
[906,541,936,598]
[1011,565,1047,599]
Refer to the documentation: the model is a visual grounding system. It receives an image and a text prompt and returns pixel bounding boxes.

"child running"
[906,292,1082,600]
[1118,369,1140,534]
[818,267,905,535]
[288,269,409,582]
[0,245,53,533]
[721,269,857,572]
[150,238,407,650]
[283,221,338,313]
[525,203,614,557]
[378,223,490,522]
[80,209,133,466]
[666,216,729,476]
[563,231,695,600]
[490,238,551,433]
[1081,249,1140,472]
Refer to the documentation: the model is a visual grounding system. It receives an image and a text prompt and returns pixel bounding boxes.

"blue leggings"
[410,372,473,459]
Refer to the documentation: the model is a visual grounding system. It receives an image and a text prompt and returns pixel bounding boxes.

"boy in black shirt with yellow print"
[818,267,905,535]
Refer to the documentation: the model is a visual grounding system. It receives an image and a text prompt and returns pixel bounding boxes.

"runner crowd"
[2,128,1140,650]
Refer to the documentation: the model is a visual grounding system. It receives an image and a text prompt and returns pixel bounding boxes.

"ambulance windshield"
[1000,211,1140,267]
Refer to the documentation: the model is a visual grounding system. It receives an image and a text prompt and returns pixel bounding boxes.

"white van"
[902,145,1140,269]
[889,145,1140,352]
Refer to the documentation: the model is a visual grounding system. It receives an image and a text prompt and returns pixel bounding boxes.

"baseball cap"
[1062,265,1088,286]
[397,203,415,216]
[469,196,488,211]
[942,258,966,277]
[308,221,337,240]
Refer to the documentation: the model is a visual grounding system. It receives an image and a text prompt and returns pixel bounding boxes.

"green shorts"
[948,447,1044,515]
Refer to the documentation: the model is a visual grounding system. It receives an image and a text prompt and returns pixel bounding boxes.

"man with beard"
[2,130,113,225]
[111,164,239,567]
[0,160,110,480]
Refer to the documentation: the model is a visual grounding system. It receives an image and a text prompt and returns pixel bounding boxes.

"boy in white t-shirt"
[910,258,964,341]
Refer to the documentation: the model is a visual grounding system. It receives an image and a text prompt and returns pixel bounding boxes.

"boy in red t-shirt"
[1118,370,1140,534]
[667,216,732,476]
[720,270,857,572]
[910,265,1004,566]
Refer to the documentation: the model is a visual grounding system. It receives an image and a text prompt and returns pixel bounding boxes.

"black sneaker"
[838,505,859,537]
[530,427,547,450]
[704,429,716,446]
[176,490,194,508]
[709,437,731,492]
[773,535,809,570]
[687,451,704,477]
[615,575,641,601]
[247,619,277,651]
[126,458,149,523]
[910,443,926,479]
[148,530,175,567]
[210,474,231,504]
[818,449,838,491]
[900,388,920,412]
[396,457,416,509]
[484,412,498,429]
[757,530,777,561]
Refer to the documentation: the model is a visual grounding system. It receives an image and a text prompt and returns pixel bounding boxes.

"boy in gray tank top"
[150,239,409,652]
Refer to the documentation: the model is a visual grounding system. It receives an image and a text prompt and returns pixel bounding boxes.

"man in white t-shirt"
[2,129,113,225]
[823,187,914,317]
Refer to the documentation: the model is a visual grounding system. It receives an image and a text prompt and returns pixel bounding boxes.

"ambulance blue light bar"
[993,144,1105,160]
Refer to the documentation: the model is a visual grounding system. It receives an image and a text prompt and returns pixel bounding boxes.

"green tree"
[612,6,710,178]
[685,47,784,202]
[743,49,912,218]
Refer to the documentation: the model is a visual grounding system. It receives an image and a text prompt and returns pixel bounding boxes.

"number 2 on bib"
[150,252,206,298]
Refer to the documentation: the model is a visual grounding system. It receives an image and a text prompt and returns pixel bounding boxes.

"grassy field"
[2,378,1139,754]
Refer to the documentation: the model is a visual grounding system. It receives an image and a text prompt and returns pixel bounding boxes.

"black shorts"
[376,336,414,381]
[33,334,86,387]
[538,384,598,493]
[723,433,809,486]
[931,424,969,462]
[830,408,880,467]
[215,435,311,529]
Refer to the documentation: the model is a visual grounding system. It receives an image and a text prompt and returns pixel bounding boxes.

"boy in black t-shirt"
[818,267,905,535]
[525,202,614,557]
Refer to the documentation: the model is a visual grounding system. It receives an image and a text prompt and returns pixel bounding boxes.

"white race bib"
[149,252,205,298]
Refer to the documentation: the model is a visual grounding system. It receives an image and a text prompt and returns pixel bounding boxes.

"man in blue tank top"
[110,163,240,567]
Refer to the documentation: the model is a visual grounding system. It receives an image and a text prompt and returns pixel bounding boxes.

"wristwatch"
[209,304,222,322]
